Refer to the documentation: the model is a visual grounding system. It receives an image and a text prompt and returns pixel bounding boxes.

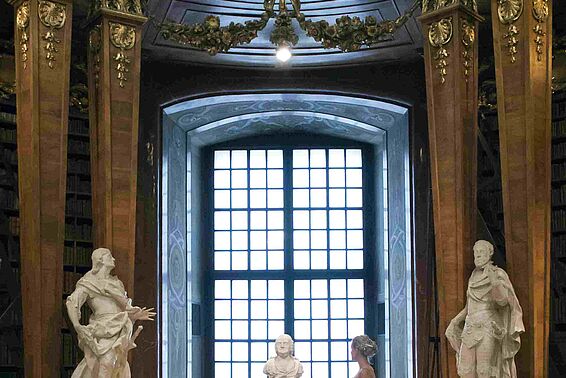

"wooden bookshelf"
[61,112,92,374]
[0,102,23,378]
[552,90,566,344]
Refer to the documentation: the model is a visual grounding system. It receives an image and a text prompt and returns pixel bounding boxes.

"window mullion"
[283,148,294,337]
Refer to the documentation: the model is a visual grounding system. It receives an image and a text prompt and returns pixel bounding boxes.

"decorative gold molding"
[89,25,102,89]
[422,0,477,14]
[109,22,135,88]
[532,0,549,62]
[38,1,66,69]
[16,1,30,69]
[461,19,475,81]
[428,18,453,84]
[498,0,523,63]
[89,0,143,18]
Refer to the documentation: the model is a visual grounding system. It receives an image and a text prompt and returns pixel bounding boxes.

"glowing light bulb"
[276,46,292,62]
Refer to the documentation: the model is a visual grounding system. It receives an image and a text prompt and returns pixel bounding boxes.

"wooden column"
[8,0,72,376]
[491,0,552,375]
[87,3,146,295]
[418,2,482,376]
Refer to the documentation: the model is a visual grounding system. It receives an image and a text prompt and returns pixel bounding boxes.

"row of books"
[0,298,22,325]
[553,99,566,119]
[552,163,566,180]
[477,190,504,216]
[68,140,90,155]
[63,272,82,294]
[552,235,566,258]
[552,210,566,231]
[64,223,92,241]
[64,246,92,267]
[0,112,16,124]
[554,292,566,324]
[553,186,566,205]
[68,159,90,175]
[7,216,19,237]
[0,166,16,182]
[61,332,86,367]
[69,119,89,136]
[0,188,18,210]
[65,198,92,217]
[0,127,16,144]
[0,338,21,366]
[553,119,566,138]
[553,142,566,160]
[0,148,17,165]
[67,177,91,194]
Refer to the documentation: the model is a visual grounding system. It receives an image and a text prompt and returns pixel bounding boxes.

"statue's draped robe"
[446,265,524,377]
[263,356,304,378]
[66,273,134,378]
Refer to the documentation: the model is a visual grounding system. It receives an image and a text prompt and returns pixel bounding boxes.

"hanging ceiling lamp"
[159,0,422,62]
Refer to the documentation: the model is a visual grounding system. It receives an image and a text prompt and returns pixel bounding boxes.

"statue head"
[274,334,294,358]
[351,335,377,361]
[91,248,115,273]
[473,240,494,268]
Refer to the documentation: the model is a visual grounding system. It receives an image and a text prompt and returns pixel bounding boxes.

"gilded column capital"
[88,0,146,21]
[422,0,477,14]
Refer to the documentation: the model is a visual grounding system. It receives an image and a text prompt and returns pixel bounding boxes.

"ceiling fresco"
[143,0,423,67]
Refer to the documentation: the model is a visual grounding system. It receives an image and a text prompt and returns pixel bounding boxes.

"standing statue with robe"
[65,248,155,377]
[445,240,524,377]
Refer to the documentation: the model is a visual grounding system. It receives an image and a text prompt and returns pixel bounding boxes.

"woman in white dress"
[351,335,377,378]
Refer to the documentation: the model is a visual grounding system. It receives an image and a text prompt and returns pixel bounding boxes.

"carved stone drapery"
[418,3,483,377]
[7,0,73,376]
[491,0,553,376]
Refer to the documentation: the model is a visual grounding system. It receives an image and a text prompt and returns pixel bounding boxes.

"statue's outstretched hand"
[131,307,156,322]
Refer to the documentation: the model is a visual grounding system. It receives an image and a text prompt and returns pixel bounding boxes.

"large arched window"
[161,93,413,378]
[206,138,377,377]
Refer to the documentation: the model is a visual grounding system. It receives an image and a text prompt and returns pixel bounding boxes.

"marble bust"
[65,248,155,377]
[445,240,524,377]
[263,334,304,378]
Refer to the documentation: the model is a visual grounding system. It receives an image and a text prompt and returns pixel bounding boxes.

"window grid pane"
[213,148,367,378]
[292,149,364,271]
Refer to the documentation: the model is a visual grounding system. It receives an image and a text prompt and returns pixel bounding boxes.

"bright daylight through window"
[212,148,370,378]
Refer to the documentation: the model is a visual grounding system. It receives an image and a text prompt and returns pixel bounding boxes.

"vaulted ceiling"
[142,0,424,68]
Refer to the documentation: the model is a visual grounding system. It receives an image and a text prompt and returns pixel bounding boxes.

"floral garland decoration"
[160,0,421,55]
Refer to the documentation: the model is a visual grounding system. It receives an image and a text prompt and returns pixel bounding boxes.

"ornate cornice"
[160,0,420,55]
[422,0,477,14]
[88,0,143,19]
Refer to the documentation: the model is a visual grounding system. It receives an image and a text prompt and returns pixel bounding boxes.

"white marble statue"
[263,334,304,378]
[65,248,155,378]
[445,240,524,377]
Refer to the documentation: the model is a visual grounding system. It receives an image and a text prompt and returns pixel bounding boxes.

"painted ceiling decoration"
[142,0,426,67]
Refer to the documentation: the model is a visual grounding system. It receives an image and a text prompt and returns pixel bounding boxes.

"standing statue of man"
[263,334,304,378]
[65,248,155,377]
[445,240,524,377]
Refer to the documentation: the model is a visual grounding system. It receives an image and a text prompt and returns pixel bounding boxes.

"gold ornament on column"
[497,0,523,63]
[38,0,66,69]
[461,19,475,81]
[109,22,136,88]
[16,1,30,69]
[428,18,453,84]
[532,0,548,62]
